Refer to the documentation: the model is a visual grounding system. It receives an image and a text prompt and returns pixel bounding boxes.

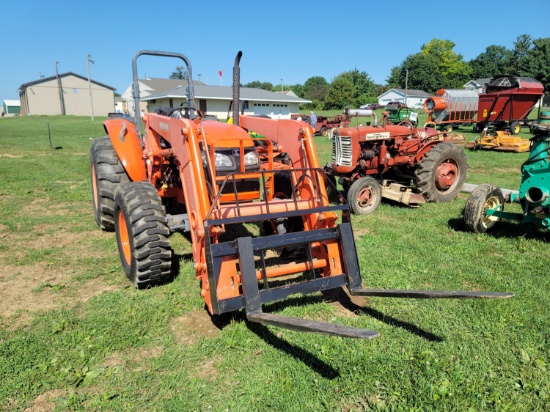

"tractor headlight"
[244,150,260,166]
[215,153,234,168]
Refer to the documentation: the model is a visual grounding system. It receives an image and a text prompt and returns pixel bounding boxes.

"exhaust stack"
[232,51,242,126]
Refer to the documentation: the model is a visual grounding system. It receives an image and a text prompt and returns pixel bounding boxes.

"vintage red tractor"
[325,109,468,214]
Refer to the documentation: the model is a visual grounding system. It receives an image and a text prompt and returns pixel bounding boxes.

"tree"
[169,66,188,80]
[287,84,304,98]
[505,34,533,75]
[302,76,329,107]
[517,37,550,92]
[421,39,472,88]
[244,81,274,91]
[469,45,513,79]
[324,76,355,109]
[339,69,377,106]
[387,53,444,93]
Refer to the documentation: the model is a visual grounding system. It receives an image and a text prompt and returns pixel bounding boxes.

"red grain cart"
[474,75,544,134]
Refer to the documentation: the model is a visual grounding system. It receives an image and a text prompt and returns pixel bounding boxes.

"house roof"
[139,77,205,92]
[18,72,116,93]
[142,84,311,103]
[4,100,20,106]
[378,88,431,99]
[464,78,492,88]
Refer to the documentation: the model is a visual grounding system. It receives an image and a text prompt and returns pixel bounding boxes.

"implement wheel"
[114,181,172,288]
[510,121,521,135]
[90,137,129,231]
[320,127,328,137]
[347,176,382,215]
[464,184,504,233]
[415,142,468,202]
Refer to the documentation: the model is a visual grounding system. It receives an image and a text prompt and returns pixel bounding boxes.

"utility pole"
[281,79,283,91]
[87,54,95,121]
[405,69,409,106]
[55,62,66,115]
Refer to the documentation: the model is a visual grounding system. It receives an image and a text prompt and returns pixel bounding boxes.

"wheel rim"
[117,210,132,265]
[357,186,375,209]
[91,164,99,210]
[482,195,502,229]
[435,160,458,192]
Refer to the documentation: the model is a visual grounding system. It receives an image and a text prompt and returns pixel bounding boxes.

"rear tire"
[347,176,382,215]
[114,181,172,288]
[90,137,129,231]
[415,143,468,202]
[464,184,504,233]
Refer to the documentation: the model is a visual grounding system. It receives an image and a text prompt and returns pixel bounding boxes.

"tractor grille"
[331,135,353,167]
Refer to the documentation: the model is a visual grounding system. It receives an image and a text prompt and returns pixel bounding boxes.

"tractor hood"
[202,120,255,148]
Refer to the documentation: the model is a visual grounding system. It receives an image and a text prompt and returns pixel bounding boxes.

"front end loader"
[90,50,512,340]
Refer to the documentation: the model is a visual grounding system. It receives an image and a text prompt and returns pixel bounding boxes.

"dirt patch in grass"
[170,310,221,345]
[24,389,66,412]
[322,287,369,318]
[0,261,121,329]
[104,346,164,372]
[195,357,220,381]
[0,210,123,329]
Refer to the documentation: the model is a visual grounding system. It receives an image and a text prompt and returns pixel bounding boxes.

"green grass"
[1,115,549,411]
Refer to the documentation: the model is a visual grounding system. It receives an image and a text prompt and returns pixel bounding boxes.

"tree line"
[170,35,549,110]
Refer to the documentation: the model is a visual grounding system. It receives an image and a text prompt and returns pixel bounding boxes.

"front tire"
[464,184,504,233]
[114,181,172,288]
[90,137,129,231]
[415,143,468,202]
[347,176,382,215]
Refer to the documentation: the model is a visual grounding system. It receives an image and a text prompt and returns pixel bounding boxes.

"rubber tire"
[415,142,468,203]
[324,173,340,202]
[473,123,484,133]
[347,176,382,215]
[464,184,504,233]
[90,137,130,231]
[320,127,328,137]
[510,121,521,135]
[274,172,303,233]
[114,181,172,288]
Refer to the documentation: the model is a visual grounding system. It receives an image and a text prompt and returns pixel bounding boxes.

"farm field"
[1,115,549,411]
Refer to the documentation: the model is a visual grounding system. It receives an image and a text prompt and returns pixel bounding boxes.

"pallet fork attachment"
[212,208,512,339]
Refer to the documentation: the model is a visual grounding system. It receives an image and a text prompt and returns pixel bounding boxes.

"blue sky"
[2,0,549,101]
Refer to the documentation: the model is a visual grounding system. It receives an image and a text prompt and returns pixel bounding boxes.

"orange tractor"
[90,50,512,338]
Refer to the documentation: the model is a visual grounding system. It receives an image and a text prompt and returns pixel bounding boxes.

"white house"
[378,88,432,109]
[2,100,20,116]
[464,78,492,94]
[123,79,310,120]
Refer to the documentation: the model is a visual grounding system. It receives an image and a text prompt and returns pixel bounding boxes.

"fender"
[415,140,442,162]
[103,118,147,182]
